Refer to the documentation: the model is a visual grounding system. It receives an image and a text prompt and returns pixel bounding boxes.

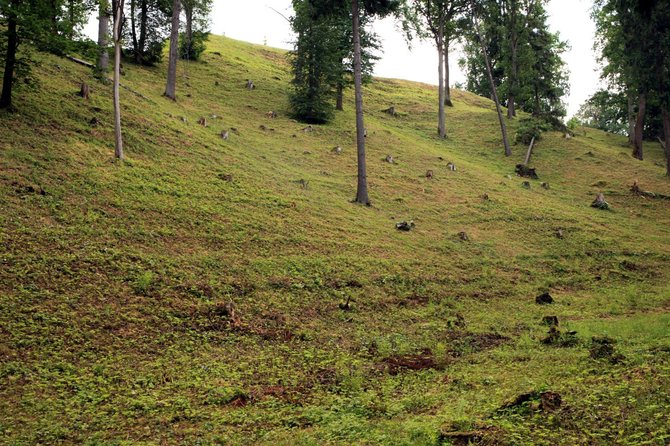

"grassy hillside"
[1,36,670,445]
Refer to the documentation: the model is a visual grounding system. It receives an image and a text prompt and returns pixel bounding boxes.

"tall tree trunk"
[130,0,138,61]
[336,83,344,111]
[533,84,540,116]
[185,6,193,58]
[633,93,646,160]
[352,0,369,205]
[444,41,453,107]
[96,0,110,76]
[437,29,446,139]
[476,23,511,157]
[0,10,18,110]
[164,0,180,100]
[507,6,518,119]
[663,107,670,176]
[138,0,148,64]
[113,0,124,159]
[627,91,635,145]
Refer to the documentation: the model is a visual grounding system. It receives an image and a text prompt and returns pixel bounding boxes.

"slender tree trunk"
[663,107,670,176]
[336,83,344,111]
[507,9,518,119]
[130,0,138,61]
[96,0,110,76]
[627,92,635,145]
[352,0,369,205]
[437,30,446,139]
[185,6,193,58]
[0,11,18,110]
[475,22,511,157]
[633,93,646,160]
[113,0,124,159]
[164,0,180,100]
[138,0,148,64]
[444,41,453,107]
[533,84,540,116]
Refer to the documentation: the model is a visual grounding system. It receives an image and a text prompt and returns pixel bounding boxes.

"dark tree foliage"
[125,0,171,65]
[180,0,211,60]
[289,0,380,123]
[0,0,91,109]
[459,0,568,121]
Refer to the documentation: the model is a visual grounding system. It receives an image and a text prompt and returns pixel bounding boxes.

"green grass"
[1,36,670,445]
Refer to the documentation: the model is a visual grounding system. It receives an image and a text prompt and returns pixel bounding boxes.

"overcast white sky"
[86,0,602,117]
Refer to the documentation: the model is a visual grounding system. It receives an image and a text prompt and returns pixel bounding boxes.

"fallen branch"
[658,137,666,150]
[65,54,95,68]
[630,181,670,200]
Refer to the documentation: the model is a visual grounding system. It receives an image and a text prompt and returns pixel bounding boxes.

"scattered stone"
[395,220,415,231]
[499,390,562,413]
[447,162,456,171]
[541,326,578,346]
[385,154,395,164]
[198,117,208,127]
[221,130,229,140]
[564,133,572,139]
[78,82,90,99]
[541,182,550,189]
[515,164,539,179]
[591,193,610,210]
[218,173,233,182]
[426,170,434,179]
[505,174,512,180]
[266,110,278,119]
[210,114,220,119]
[540,391,562,411]
[364,128,368,138]
[302,125,314,133]
[246,79,255,90]
[536,292,553,304]
[180,116,188,123]
[522,181,531,189]
[589,336,625,363]
[542,316,559,327]
[458,231,469,241]
[332,146,342,154]
[383,106,397,117]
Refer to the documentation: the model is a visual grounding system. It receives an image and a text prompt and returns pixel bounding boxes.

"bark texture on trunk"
[437,29,446,139]
[96,1,110,75]
[627,92,635,145]
[164,0,180,100]
[185,6,193,57]
[444,42,452,107]
[336,83,344,111]
[352,0,369,205]
[0,11,17,110]
[663,107,670,176]
[633,93,646,160]
[113,0,124,159]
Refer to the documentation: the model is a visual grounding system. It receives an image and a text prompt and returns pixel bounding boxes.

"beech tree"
[164,0,179,100]
[413,0,467,138]
[112,0,124,158]
[308,0,403,205]
[180,0,211,60]
[96,0,110,76]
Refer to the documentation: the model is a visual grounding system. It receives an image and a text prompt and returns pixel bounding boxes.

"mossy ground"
[1,36,669,445]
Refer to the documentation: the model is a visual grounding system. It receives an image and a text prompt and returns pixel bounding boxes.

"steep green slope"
[1,36,669,445]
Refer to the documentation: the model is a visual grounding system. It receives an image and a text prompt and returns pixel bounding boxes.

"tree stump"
[221,130,229,140]
[447,162,456,171]
[246,79,255,90]
[591,193,610,210]
[426,170,434,179]
[78,82,90,100]
[385,154,394,164]
[198,117,207,127]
